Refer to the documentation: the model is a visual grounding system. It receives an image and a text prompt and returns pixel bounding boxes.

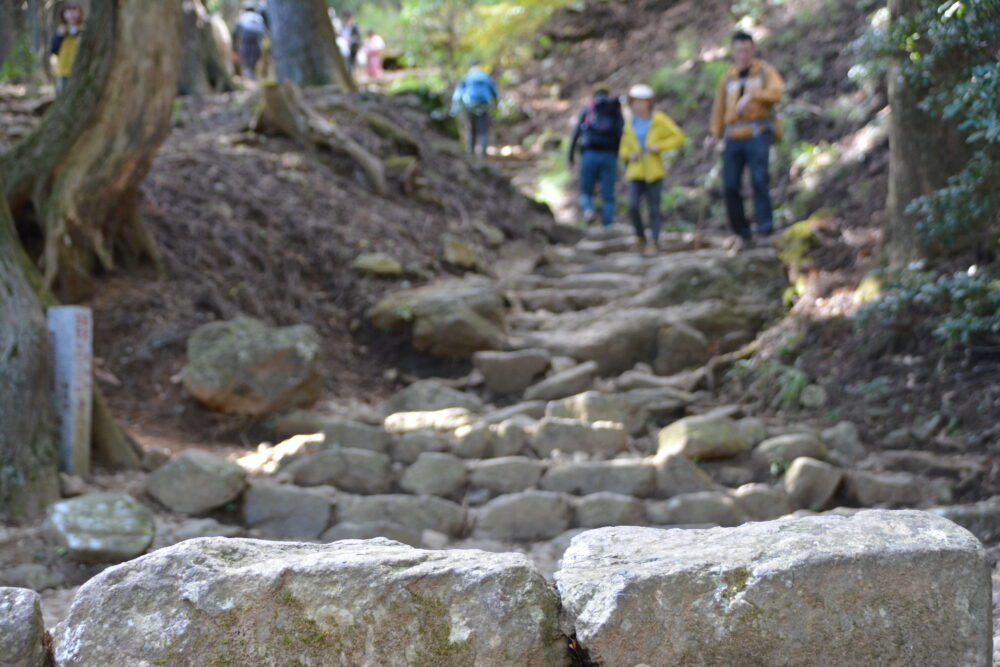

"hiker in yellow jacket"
[619,84,686,253]
[50,2,84,94]
[705,31,784,248]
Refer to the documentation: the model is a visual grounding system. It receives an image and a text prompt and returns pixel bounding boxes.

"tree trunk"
[1,0,183,302]
[0,0,14,69]
[268,0,355,91]
[178,0,235,96]
[0,188,59,520]
[883,0,972,264]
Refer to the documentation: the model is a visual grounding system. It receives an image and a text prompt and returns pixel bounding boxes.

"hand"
[703,136,718,151]
[647,143,660,153]
[736,94,751,115]
[629,153,639,162]
[56,25,67,36]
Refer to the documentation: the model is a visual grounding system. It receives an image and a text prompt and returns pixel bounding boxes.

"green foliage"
[0,33,37,82]
[853,0,1000,255]
[857,266,1000,348]
[648,60,728,116]
[534,147,570,209]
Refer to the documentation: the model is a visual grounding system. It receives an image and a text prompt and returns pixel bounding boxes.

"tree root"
[253,81,388,196]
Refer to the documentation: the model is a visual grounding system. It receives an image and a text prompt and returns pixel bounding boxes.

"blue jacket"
[451,68,499,115]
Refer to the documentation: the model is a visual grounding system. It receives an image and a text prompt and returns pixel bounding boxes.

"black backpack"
[582,96,624,151]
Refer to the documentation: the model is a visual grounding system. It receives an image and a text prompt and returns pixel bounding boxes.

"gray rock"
[799,384,828,408]
[235,433,328,475]
[156,518,246,548]
[784,457,843,510]
[821,421,868,465]
[400,453,468,498]
[545,390,646,436]
[0,564,62,592]
[451,423,492,458]
[574,493,645,528]
[530,417,627,459]
[145,449,247,514]
[321,419,393,454]
[753,433,828,466]
[182,317,322,415]
[381,379,485,415]
[141,446,172,472]
[730,483,793,521]
[45,493,155,563]
[52,538,565,666]
[737,416,768,447]
[540,459,655,497]
[653,322,710,376]
[555,511,991,666]
[242,484,331,540]
[490,417,531,457]
[657,414,749,460]
[844,470,938,508]
[479,401,547,425]
[339,495,467,537]
[282,447,391,494]
[320,521,422,547]
[473,349,550,395]
[468,457,547,496]
[391,430,452,464]
[652,454,719,498]
[524,361,598,401]
[474,491,574,541]
[0,587,45,667]
[647,491,749,527]
[384,408,474,434]
[929,498,1000,542]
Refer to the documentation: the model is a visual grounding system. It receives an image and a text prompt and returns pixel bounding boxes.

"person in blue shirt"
[451,62,499,158]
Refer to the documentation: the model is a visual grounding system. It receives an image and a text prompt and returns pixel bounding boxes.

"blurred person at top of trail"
[363,29,386,80]
[619,84,687,253]
[705,30,784,250]
[50,2,84,94]
[341,12,362,74]
[232,3,267,82]
[451,62,499,158]
[568,84,625,227]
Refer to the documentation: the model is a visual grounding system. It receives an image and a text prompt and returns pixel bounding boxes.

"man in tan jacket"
[706,31,784,248]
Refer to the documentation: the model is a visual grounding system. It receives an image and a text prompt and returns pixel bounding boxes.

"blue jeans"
[579,149,618,227]
[627,179,663,241]
[723,132,774,238]
[468,111,490,156]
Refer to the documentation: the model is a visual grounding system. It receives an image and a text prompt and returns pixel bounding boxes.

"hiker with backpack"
[451,62,500,158]
[232,3,267,82]
[568,84,625,227]
[705,31,785,249]
[620,84,687,252]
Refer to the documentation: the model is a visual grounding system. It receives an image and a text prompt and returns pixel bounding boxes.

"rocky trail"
[5,221,998,660]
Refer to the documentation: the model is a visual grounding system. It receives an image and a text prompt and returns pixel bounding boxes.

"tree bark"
[0,187,59,520]
[883,0,973,264]
[0,0,14,69]
[1,0,183,302]
[268,0,356,91]
[179,0,235,96]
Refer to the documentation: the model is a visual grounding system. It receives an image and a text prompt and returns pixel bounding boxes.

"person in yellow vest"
[50,2,84,94]
[619,84,687,253]
[705,31,784,249]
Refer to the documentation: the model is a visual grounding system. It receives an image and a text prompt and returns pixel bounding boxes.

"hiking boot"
[636,238,649,254]
[581,210,597,226]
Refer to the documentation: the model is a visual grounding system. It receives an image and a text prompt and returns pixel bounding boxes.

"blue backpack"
[461,73,495,111]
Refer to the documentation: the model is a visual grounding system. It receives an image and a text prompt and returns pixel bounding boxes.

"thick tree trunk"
[1,0,182,302]
[269,0,356,91]
[179,0,235,96]
[883,0,972,264]
[0,189,59,520]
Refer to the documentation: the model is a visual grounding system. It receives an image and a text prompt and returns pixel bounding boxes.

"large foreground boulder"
[367,277,506,357]
[555,511,991,666]
[0,587,46,667]
[51,538,566,666]
[182,317,322,415]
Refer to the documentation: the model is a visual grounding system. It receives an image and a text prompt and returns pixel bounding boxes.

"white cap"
[628,84,655,100]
